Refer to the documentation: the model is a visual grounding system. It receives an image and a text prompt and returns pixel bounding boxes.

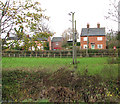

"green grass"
[2,57,118,76]
[2,57,119,102]
[2,57,107,69]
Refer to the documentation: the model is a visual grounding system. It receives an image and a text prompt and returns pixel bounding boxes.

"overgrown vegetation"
[2,57,119,102]
[2,67,120,102]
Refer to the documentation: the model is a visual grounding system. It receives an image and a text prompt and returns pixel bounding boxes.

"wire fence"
[2,51,118,58]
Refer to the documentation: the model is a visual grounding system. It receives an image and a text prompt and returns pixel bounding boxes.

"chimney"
[97,23,100,28]
[87,23,90,28]
[27,35,29,38]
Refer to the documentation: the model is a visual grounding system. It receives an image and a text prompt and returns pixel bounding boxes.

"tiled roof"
[7,37,18,40]
[52,37,63,42]
[81,28,105,36]
[37,37,48,41]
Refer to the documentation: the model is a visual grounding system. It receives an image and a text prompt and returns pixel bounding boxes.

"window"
[83,45,87,49]
[97,44,102,49]
[91,44,95,49]
[83,37,87,41]
[56,42,59,45]
[97,37,102,41]
[41,46,44,49]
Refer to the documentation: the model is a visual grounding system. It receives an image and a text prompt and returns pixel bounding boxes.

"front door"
[91,44,95,49]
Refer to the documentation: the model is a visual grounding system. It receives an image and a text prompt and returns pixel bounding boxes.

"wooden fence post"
[24,53,26,57]
[80,53,82,57]
[48,54,49,58]
[94,53,96,57]
[36,53,37,57]
[117,53,118,57]
[54,54,55,58]
[9,54,10,57]
[102,53,103,57]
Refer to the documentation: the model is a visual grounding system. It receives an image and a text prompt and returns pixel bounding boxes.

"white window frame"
[41,46,44,49]
[83,45,87,49]
[97,37,102,41]
[83,37,87,41]
[56,42,59,45]
[97,44,102,49]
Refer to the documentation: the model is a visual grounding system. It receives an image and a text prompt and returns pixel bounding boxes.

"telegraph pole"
[0,18,2,102]
[68,12,76,64]
[72,12,75,64]
[75,20,77,64]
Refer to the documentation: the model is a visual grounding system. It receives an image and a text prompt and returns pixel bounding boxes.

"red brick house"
[51,37,63,50]
[80,23,106,49]
[34,37,51,50]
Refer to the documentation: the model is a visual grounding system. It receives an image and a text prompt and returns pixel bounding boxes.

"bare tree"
[105,0,120,23]
[62,28,79,41]
[105,0,120,49]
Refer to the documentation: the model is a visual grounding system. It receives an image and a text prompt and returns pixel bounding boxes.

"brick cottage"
[80,23,106,49]
[51,37,63,50]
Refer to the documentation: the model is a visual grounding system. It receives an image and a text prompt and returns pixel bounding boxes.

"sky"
[40,0,118,37]
[1,0,119,39]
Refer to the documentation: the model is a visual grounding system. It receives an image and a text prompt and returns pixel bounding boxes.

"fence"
[2,50,118,58]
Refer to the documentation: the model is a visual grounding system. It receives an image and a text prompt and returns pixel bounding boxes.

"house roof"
[37,37,48,41]
[52,37,63,42]
[7,37,18,40]
[81,28,105,36]
[6,36,48,41]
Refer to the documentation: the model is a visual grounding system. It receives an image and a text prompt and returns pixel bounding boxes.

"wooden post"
[117,53,118,57]
[80,53,82,57]
[48,53,49,58]
[74,20,77,64]
[42,54,43,57]
[19,54,20,57]
[36,53,37,57]
[9,54,10,57]
[102,53,103,57]
[94,53,96,57]
[54,54,55,58]
[14,54,15,57]
[24,53,26,57]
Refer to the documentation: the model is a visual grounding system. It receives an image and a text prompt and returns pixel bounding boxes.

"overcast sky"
[40,0,118,37]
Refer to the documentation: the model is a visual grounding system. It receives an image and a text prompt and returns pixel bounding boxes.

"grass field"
[2,57,119,102]
[2,57,118,78]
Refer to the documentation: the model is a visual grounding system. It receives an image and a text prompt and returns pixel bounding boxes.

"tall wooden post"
[72,12,75,64]
[75,20,77,64]
[0,18,1,103]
